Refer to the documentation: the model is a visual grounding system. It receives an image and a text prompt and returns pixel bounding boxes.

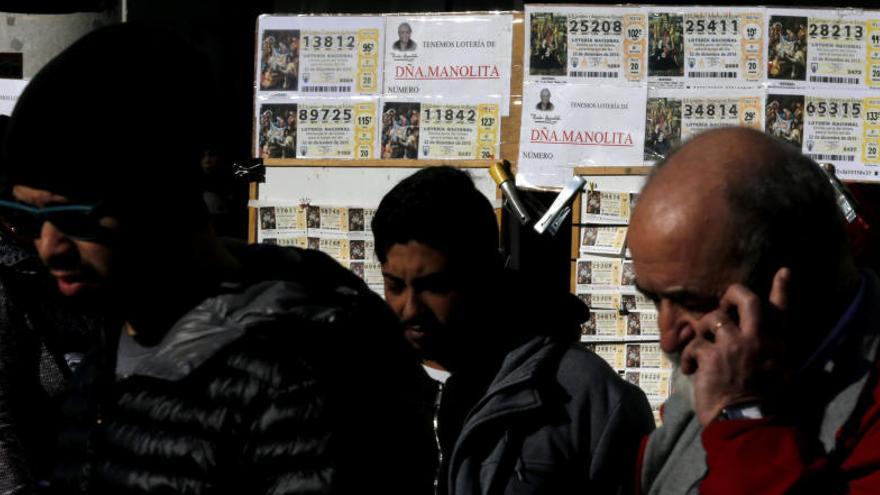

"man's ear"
[769,267,792,311]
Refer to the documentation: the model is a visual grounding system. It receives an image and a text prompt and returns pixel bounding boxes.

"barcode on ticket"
[806,153,855,162]
[689,71,737,78]
[809,76,860,85]
[570,70,617,78]
[302,85,352,93]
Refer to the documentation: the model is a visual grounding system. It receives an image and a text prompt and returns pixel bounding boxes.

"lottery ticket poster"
[524,5,648,86]
[405,100,500,160]
[296,100,379,159]
[518,84,647,189]
[766,9,872,89]
[647,7,764,89]
[766,89,880,181]
[257,16,384,96]
[645,89,764,162]
[257,100,379,159]
[383,15,513,115]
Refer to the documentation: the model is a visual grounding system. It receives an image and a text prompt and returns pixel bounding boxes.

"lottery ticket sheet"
[766,8,876,90]
[766,88,880,180]
[380,99,500,160]
[256,99,379,159]
[525,5,648,86]
[257,16,384,96]
[647,6,765,89]
[644,89,764,162]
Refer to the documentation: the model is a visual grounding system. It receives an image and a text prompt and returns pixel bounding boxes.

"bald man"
[631,128,880,494]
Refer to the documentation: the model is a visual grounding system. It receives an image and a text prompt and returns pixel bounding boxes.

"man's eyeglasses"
[0,199,110,241]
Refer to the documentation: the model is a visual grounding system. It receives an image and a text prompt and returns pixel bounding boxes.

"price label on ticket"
[766,9,872,89]
[380,100,500,160]
[644,89,764,162]
[525,5,648,85]
[383,15,513,115]
[257,16,383,96]
[296,101,378,159]
[648,7,764,88]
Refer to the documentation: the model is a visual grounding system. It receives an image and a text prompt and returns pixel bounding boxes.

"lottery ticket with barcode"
[257,16,384,96]
[766,8,875,89]
[525,5,648,86]
[644,89,764,162]
[647,7,764,89]
[766,88,880,181]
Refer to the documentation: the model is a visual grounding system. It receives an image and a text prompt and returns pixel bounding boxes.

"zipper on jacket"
[433,381,444,495]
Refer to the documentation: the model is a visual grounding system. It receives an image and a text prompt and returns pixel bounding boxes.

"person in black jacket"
[373,166,655,495]
[0,24,428,494]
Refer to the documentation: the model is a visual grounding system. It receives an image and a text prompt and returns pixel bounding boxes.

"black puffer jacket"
[50,243,431,494]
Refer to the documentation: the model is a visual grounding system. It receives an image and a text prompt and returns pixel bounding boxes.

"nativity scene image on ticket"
[381,101,420,159]
[259,30,300,91]
[765,93,804,147]
[648,13,683,77]
[529,12,568,76]
[644,97,682,161]
[767,16,807,81]
[257,103,297,158]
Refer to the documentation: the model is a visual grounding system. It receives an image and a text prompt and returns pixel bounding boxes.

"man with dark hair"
[631,127,880,493]
[372,166,654,495]
[1,24,426,493]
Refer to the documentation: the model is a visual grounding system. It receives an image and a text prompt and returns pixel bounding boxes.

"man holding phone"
[630,127,880,494]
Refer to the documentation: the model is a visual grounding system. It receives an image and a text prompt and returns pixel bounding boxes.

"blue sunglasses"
[0,199,110,241]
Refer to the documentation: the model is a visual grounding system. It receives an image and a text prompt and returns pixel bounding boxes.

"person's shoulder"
[554,343,644,400]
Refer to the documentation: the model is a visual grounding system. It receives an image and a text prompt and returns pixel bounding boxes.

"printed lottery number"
[683,103,738,118]
[423,108,477,123]
[302,35,356,50]
[805,100,862,118]
[867,110,880,123]
[808,23,864,40]
[569,19,623,34]
[684,18,738,35]
[298,108,354,122]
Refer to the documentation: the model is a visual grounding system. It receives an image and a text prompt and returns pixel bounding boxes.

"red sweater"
[700,360,880,494]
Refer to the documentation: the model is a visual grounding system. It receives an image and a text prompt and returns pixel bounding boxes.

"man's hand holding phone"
[682,268,792,426]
